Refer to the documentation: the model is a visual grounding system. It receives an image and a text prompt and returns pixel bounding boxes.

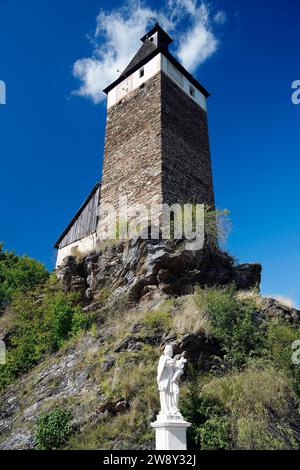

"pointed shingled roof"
[103,23,210,98]
[122,39,157,76]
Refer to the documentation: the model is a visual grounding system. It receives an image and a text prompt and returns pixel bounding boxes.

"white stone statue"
[152,345,191,450]
[157,345,187,419]
[172,355,187,414]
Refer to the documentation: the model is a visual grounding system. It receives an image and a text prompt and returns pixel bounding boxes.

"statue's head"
[164,344,173,358]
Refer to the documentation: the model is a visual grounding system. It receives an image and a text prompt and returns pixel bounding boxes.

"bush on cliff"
[195,285,264,367]
[35,409,73,450]
[0,278,87,390]
[0,243,48,311]
[266,319,300,395]
[181,377,232,450]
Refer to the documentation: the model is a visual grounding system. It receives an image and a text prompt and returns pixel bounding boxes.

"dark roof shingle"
[122,39,157,76]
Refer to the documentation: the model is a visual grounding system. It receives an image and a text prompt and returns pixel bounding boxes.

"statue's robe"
[157,355,174,392]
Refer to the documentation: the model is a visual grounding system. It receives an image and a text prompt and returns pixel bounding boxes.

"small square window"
[150,37,154,42]
[139,68,145,78]
[189,85,195,97]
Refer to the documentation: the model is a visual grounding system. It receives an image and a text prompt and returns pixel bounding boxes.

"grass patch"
[202,363,299,450]
[143,310,171,330]
[172,296,210,335]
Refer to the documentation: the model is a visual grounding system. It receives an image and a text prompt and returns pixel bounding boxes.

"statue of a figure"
[157,345,187,418]
[171,356,187,413]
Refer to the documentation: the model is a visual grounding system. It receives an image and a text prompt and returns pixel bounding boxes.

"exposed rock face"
[57,238,262,304]
[57,256,87,299]
[169,333,220,366]
[260,298,300,325]
[0,332,105,450]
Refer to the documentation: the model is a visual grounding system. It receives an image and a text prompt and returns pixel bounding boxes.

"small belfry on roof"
[140,22,173,50]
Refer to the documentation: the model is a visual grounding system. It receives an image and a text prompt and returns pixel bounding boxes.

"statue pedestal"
[151,415,191,450]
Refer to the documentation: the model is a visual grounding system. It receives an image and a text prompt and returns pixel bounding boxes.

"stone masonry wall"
[161,72,215,208]
[99,73,163,233]
[99,71,215,237]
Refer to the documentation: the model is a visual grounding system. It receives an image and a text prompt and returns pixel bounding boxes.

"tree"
[0,242,49,311]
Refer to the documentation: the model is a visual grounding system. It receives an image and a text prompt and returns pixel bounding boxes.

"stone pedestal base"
[151,415,191,450]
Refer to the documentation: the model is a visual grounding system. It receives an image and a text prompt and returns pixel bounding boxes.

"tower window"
[150,37,154,42]
[189,85,195,98]
[139,67,145,78]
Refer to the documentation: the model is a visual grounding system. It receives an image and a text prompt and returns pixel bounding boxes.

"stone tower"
[99,24,215,233]
[54,24,216,265]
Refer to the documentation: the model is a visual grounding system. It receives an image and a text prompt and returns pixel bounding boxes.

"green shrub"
[0,282,87,390]
[0,243,48,310]
[195,285,264,367]
[35,409,73,450]
[266,319,300,395]
[143,310,171,330]
[198,416,231,450]
[43,292,85,350]
[71,308,89,335]
[181,362,300,450]
[181,376,232,450]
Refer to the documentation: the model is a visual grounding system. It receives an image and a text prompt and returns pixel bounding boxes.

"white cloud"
[73,1,166,104]
[177,24,218,71]
[176,3,219,71]
[214,10,227,25]
[167,0,197,17]
[73,0,226,104]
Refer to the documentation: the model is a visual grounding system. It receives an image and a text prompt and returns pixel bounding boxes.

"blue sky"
[0,0,299,306]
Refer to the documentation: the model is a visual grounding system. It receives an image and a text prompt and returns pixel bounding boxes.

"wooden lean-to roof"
[54,182,101,249]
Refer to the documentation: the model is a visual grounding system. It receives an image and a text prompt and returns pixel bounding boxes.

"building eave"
[54,182,100,249]
[164,50,211,98]
[103,48,211,98]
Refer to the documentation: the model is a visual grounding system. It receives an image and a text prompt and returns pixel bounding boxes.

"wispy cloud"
[73,0,226,104]
[213,10,227,25]
[176,2,220,71]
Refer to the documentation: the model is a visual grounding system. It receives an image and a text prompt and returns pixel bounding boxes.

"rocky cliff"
[0,291,299,450]
[1,239,300,450]
[57,238,261,305]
